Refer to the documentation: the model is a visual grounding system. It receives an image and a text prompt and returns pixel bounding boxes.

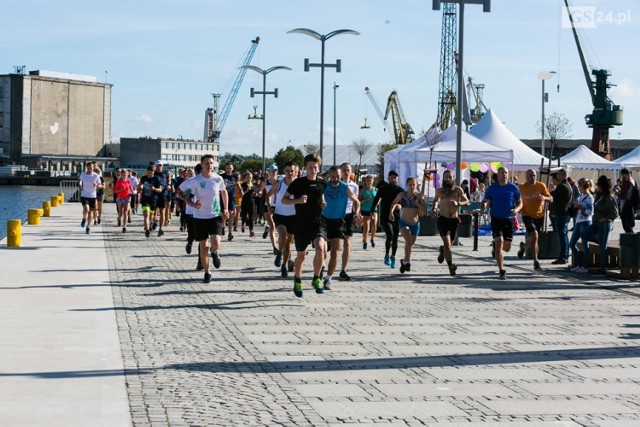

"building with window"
[0,69,114,173]
[120,137,219,173]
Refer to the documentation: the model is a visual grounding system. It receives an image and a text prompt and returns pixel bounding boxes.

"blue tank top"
[323,181,348,220]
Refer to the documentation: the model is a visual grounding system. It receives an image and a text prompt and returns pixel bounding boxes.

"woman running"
[390,177,426,273]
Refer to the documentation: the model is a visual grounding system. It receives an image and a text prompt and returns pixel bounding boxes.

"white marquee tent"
[615,146,640,168]
[560,145,622,171]
[384,125,513,188]
[469,109,548,170]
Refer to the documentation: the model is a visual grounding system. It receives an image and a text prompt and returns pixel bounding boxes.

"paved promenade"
[2,201,640,426]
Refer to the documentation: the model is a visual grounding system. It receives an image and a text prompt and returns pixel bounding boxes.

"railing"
[59,180,80,202]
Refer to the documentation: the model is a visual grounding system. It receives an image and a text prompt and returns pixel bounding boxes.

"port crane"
[384,91,414,145]
[564,0,622,159]
[364,86,395,142]
[205,37,260,143]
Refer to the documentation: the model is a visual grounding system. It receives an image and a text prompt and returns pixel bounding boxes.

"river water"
[0,186,62,240]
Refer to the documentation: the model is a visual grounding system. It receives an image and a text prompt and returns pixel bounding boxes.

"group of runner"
[78,153,565,293]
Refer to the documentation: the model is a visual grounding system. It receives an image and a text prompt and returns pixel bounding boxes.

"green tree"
[240,158,264,173]
[376,142,397,177]
[273,145,304,170]
[218,152,245,169]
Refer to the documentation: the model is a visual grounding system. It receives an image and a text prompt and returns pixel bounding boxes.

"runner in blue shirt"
[480,166,523,280]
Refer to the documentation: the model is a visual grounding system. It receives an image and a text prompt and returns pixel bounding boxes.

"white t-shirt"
[179,176,197,216]
[79,172,101,198]
[345,180,359,214]
[129,176,139,195]
[183,173,225,219]
[274,179,296,217]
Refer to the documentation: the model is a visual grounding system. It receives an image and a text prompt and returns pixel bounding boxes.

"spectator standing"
[569,178,594,273]
[550,169,573,265]
[618,168,639,233]
[584,176,619,275]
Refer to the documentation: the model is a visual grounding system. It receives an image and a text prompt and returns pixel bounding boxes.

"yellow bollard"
[43,200,51,217]
[50,195,59,207]
[37,208,44,217]
[27,209,40,225]
[7,219,21,247]
[58,192,64,204]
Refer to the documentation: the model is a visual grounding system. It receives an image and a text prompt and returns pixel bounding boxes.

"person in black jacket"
[371,170,404,269]
[550,169,573,265]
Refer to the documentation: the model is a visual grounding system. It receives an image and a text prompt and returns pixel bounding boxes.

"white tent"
[560,145,622,170]
[615,146,640,168]
[469,109,548,170]
[384,125,513,187]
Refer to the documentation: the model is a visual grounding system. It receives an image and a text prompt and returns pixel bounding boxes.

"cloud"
[610,79,640,99]
[132,114,154,124]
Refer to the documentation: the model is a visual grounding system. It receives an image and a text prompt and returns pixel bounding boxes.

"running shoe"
[384,255,391,266]
[517,242,526,259]
[97,218,101,225]
[499,270,507,280]
[180,226,185,232]
[293,279,303,298]
[117,218,121,227]
[85,227,90,235]
[390,257,396,269]
[311,277,324,294]
[185,243,192,254]
[145,229,150,238]
[241,225,245,233]
[339,270,351,281]
[211,251,221,269]
[228,233,234,242]
[405,262,411,272]
[363,242,368,250]
[263,226,269,239]
[448,263,457,276]
[250,231,255,238]
[196,260,203,271]
[399,260,406,274]
[323,277,332,290]
[81,218,86,228]
[233,226,237,232]
[437,246,444,264]
[370,239,376,248]
[203,272,212,283]
[288,260,295,272]
[128,217,132,224]
[94,220,97,226]
[575,266,588,273]
[152,222,158,230]
[158,229,164,237]
[274,251,283,267]
[534,260,542,273]
[122,227,126,233]
[281,265,288,278]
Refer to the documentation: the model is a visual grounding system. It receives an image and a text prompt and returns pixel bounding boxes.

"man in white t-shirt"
[178,155,229,284]
[78,162,102,235]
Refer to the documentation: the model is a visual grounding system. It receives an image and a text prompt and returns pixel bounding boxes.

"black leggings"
[381,219,400,257]
[241,203,254,231]
[185,214,195,245]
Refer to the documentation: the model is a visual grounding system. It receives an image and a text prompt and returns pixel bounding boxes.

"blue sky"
[3,0,638,157]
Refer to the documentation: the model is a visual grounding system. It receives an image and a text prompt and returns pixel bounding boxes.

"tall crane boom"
[384,91,414,145]
[563,0,622,158]
[206,36,260,142]
[435,3,457,130]
[364,86,394,142]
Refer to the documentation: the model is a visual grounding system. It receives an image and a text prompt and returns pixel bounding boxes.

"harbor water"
[0,186,62,240]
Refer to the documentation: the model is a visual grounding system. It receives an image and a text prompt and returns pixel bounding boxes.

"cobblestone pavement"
[102,208,640,426]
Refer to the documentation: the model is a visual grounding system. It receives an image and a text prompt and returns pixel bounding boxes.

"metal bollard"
[58,192,64,204]
[43,200,51,217]
[7,219,21,247]
[27,209,40,225]
[50,195,59,207]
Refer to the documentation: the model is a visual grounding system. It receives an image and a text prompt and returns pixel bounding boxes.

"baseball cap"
[267,164,278,171]
[388,170,399,177]
[155,160,163,166]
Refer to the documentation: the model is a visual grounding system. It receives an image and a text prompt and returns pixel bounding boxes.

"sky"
[3,0,639,158]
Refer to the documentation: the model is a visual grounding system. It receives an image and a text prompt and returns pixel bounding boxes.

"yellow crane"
[384,91,414,145]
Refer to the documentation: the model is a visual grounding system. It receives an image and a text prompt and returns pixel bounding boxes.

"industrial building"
[120,137,219,173]
[0,68,115,174]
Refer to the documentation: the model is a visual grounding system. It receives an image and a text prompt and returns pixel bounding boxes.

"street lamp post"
[333,82,339,167]
[239,65,291,173]
[287,28,359,166]
[538,71,557,159]
[433,0,491,185]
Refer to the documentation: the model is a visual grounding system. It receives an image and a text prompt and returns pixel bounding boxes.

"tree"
[273,145,304,170]
[240,158,263,173]
[376,142,397,178]
[351,138,373,170]
[218,152,245,169]
[304,143,319,156]
[536,112,573,160]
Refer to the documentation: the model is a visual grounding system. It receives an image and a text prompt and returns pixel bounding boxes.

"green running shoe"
[311,278,324,294]
[293,279,303,298]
